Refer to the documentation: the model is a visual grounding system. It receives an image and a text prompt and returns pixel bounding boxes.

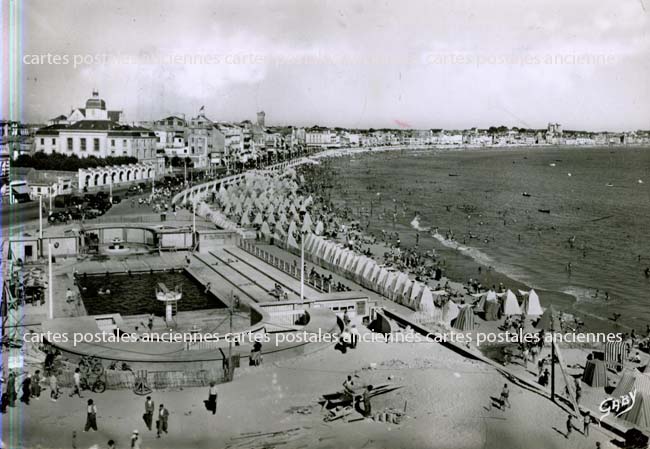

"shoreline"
[306,147,644,335]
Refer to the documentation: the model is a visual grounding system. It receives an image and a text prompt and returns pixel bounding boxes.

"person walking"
[20,373,32,404]
[566,414,573,439]
[147,314,154,332]
[130,430,141,449]
[107,439,116,449]
[49,372,59,402]
[84,399,98,432]
[6,372,16,408]
[500,384,511,409]
[583,412,590,437]
[143,396,154,431]
[350,325,360,349]
[70,368,83,398]
[207,381,218,414]
[31,370,41,399]
[156,404,169,438]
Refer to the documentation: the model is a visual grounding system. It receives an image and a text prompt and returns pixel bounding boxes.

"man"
[107,440,116,449]
[143,396,155,431]
[84,399,98,432]
[350,325,360,349]
[20,373,32,404]
[583,412,591,437]
[500,384,510,409]
[66,288,74,303]
[70,368,83,398]
[31,370,41,399]
[361,385,373,417]
[342,375,355,401]
[566,414,573,439]
[147,314,154,332]
[130,430,141,449]
[156,404,169,438]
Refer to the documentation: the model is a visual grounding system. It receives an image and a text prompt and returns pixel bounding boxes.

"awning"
[12,185,30,195]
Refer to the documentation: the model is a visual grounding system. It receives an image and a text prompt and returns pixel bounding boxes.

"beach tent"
[536,305,560,331]
[369,265,382,287]
[376,269,389,294]
[522,289,543,316]
[401,279,414,306]
[315,221,324,235]
[409,282,424,309]
[287,233,299,250]
[288,220,297,236]
[453,305,475,331]
[333,248,344,266]
[267,213,276,225]
[605,341,630,372]
[301,220,312,234]
[418,286,435,312]
[582,359,608,387]
[442,300,460,323]
[302,212,313,228]
[240,212,251,227]
[502,290,522,316]
[484,291,500,321]
[260,221,271,237]
[612,370,650,429]
[393,273,409,302]
[253,212,264,226]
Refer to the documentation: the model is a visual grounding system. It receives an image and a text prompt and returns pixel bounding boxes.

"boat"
[538,209,551,214]
[522,192,531,197]
[448,173,460,177]
[606,183,614,187]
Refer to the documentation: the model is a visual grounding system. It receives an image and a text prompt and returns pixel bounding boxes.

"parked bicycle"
[78,355,105,376]
[80,373,106,393]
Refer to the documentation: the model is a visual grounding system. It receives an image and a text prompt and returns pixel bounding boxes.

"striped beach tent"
[582,359,607,387]
[605,341,630,371]
[375,269,389,294]
[612,370,650,429]
[401,279,414,306]
[453,305,475,331]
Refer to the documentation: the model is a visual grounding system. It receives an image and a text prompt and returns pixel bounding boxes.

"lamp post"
[39,195,43,240]
[48,242,53,320]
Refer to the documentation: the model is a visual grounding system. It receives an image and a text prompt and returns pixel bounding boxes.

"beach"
[313,145,650,333]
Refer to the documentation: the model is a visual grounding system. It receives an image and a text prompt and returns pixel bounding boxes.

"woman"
[84,398,98,432]
[206,381,218,415]
[20,374,32,404]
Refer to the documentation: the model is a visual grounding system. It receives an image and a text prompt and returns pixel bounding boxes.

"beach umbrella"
[502,290,522,316]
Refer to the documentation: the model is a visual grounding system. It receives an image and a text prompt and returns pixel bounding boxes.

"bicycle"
[79,356,105,376]
[80,373,106,394]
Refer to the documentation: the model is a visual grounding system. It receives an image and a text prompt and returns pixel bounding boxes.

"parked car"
[111,196,122,204]
[47,211,68,224]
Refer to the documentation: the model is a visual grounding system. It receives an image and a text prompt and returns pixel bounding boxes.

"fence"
[238,239,332,293]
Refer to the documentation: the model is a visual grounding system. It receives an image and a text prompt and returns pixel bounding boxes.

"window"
[67,138,73,151]
[111,139,115,146]
[52,138,56,145]
[94,138,100,151]
[123,139,127,146]
[80,138,86,151]
[40,138,44,145]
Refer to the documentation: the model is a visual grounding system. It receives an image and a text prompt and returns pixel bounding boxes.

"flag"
[199,105,205,113]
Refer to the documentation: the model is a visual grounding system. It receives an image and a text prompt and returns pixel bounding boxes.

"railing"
[238,239,332,293]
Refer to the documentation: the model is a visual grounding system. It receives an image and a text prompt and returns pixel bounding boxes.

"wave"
[410,215,430,232]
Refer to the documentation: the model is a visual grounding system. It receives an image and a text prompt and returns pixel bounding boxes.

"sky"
[19,0,650,131]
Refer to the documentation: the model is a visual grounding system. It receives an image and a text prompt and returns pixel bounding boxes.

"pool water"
[76,271,226,316]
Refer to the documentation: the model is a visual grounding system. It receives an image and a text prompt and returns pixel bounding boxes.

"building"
[34,92,158,164]
[152,115,189,159]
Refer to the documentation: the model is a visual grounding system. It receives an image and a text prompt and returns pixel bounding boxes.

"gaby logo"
[599,389,636,421]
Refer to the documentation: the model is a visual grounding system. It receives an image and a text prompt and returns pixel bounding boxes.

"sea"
[321,145,650,333]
